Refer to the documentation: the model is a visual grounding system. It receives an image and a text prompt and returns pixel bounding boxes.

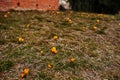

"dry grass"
[0,11,120,80]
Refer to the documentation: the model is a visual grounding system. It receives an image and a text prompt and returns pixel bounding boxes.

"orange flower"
[53,36,58,40]
[18,37,24,42]
[21,72,26,78]
[21,68,29,78]
[48,64,52,68]
[51,47,58,54]
[70,58,75,63]
[23,68,29,74]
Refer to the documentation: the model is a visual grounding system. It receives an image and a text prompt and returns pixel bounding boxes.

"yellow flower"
[48,64,52,68]
[96,20,100,23]
[70,58,75,63]
[68,19,72,23]
[4,14,8,18]
[53,36,58,40]
[51,47,58,54]
[23,68,29,74]
[66,18,72,23]
[93,26,97,30]
[40,50,44,55]
[40,50,43,53]
[26,24,30,28]
[18,37,24,42]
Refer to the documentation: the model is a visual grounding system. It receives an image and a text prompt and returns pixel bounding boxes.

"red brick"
[0,0,59,11]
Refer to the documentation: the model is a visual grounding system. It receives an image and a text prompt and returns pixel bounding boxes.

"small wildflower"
[48,64,52,68]
[18,37,24,42]
[96,19,100,23]
[68,19,72,23]
[66,18,72,23]
[70,58,75,63]
[51,47,58,54]
[23,68,29,74]
[26,24,30,28]
[93,26,97,30]
[40,50,44,55]
[21,72,26,78]
[21,68,29,78]
[4,14,8,18]
[53,36,58,40]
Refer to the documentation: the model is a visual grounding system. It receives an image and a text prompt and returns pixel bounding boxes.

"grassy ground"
[0,11,120,80]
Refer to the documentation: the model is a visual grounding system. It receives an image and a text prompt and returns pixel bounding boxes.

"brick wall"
[0,0,59,11]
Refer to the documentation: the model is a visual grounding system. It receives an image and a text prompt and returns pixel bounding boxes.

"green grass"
[36,71,52,80]
[0,60,13,72]
[0,11,120,80]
